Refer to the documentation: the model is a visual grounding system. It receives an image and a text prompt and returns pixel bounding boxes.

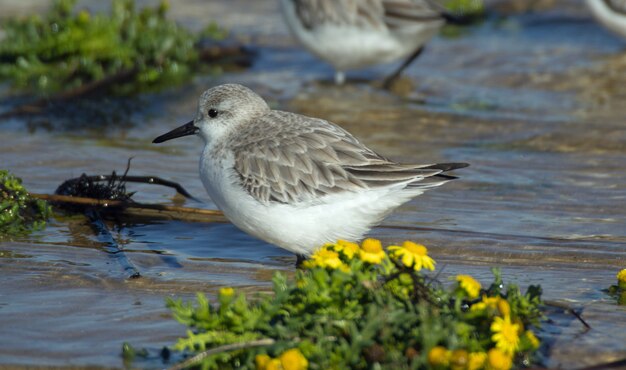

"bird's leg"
[382,46,425,89]
[295,254,307,268]
[334,70,346,85]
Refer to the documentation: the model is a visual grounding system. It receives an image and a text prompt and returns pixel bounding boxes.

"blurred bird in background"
[280,0,482,86]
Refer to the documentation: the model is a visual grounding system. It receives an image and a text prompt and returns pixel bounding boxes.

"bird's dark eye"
[208,109,218,118]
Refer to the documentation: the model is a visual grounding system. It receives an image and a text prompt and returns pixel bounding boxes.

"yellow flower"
[304,248,348,271]
[266,359,282,370]
[449,349,469,370]
[359,238,386,264]
[491,316,520,355]
[427,346,450,367]
[471,295,509,316]
[219,287,234,297]
[524,330,540,349]
[486,348,512,370]
[335,239,360,259]
[468,352,487,370]
[255,354,272,370]
[388,241,436,271]
[617,269,626,289]
[456,275,481,299]
[278,348,308,370]
[496,299,510,317]
[77,10,90,24]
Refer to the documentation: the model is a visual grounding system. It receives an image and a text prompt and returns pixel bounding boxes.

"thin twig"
[544,300,591,330]
[167,338,276,370]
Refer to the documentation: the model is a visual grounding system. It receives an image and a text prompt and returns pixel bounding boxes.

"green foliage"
[607,269,626,305]
[0,0,225,96]
[0,170,51,236]
[444,0,485,17]
[164,240,544,370]
[441,0,485,38]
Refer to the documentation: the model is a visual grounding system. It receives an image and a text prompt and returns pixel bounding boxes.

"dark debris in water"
[55,168,135,206]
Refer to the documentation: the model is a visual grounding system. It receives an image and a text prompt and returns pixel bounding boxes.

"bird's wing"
[382,0,445,30]
[231,111,450,205]
[293,0,443,31]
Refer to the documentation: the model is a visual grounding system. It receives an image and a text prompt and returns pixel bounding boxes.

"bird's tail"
[421,162,469,180]
[425,0,484,26]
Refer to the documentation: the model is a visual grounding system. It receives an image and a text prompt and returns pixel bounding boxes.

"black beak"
[153,121,198,143]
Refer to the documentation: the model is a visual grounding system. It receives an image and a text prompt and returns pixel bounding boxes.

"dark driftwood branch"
[31,193,228,223]
[63,174,198,200]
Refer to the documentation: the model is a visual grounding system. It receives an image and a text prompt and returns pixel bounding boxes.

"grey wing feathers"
[294,0,442,31]
[232,111,467,205]
[382,0,444,30]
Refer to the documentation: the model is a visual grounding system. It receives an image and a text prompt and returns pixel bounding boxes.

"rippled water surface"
[1,0,625,368]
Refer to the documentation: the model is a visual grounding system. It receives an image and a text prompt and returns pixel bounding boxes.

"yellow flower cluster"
[360,238,387,264]
[490,316,520,355]
[456,275,481,299]
[388,241,436,271]
[486,348,512,370]
[305,238,437,270]
[335,239,359,259]
[303,248,349,271]
[219,287,234,297]
[255,348,308,370]
[426,345,517,370]
[427,346,489,370]
[424,272,541,369]
[471,295,511,317]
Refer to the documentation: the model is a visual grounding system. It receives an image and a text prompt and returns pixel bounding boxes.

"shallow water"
[1,0,625,368]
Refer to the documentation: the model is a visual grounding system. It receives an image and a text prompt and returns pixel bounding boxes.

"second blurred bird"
[280,0,469,86]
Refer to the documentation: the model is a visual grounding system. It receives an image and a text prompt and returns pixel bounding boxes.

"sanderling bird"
[279,0,461,86]
[587,0,626,39]
[153,84,467,261]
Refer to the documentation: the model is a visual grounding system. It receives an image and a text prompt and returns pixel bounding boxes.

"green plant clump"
[607,269,626,305]
[165,239,543,370]
[0,170,51,236]
[445,0,485,17]
[440,0,485,38]
[0,0,224,96]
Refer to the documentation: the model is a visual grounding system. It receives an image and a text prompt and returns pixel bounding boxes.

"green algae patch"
[162,240,543,370]
[0,0,225,97]
[441,0,486,38]
[0,170,51,236]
